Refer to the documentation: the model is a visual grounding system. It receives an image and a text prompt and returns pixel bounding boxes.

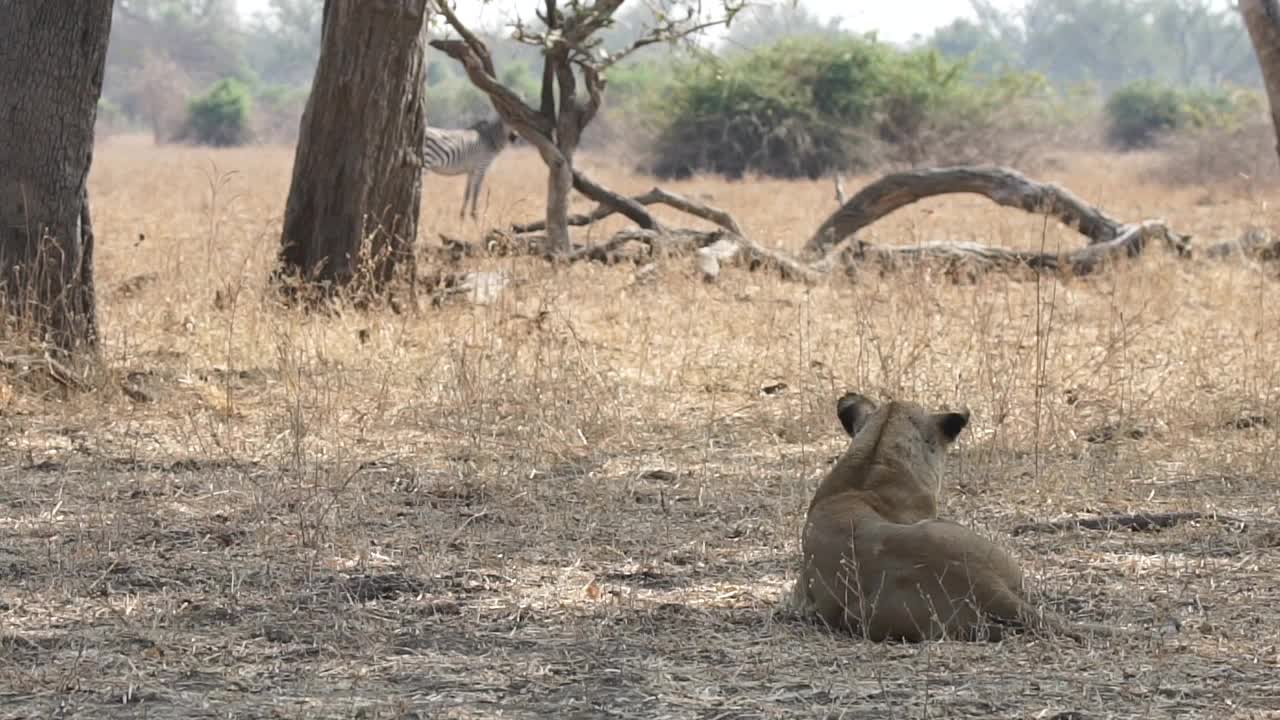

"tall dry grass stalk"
[1,135,1278,717]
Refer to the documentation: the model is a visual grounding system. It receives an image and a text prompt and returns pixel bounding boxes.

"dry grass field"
[3,134,1280,719]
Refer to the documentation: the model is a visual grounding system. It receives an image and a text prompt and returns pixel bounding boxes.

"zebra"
[420,116,519,220]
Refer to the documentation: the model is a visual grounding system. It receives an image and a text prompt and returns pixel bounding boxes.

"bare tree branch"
[432,0,496,76]
[428,39,554,138]
[538,0,557,122]
[571,170,663,230]
[597,2,746,70]
[577,62,605,133]
[513,183,727,234]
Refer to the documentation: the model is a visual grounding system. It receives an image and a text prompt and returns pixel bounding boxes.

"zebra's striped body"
[421,116,517,219]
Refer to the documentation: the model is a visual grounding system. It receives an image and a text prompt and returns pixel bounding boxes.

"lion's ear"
[836,392,877,438]
[933,409,971,443]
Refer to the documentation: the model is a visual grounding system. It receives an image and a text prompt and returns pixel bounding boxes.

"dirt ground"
[2,138,1280,719]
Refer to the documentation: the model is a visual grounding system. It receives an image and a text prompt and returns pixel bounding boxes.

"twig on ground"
[1010,511,1249,536]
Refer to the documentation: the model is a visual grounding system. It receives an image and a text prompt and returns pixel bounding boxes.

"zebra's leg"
[469,165,491,220]
[460,173,474,220]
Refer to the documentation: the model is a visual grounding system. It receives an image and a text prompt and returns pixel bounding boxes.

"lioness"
[792,392,1115,642]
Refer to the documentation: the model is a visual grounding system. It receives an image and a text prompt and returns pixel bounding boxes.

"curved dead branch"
[570,171,663,231]
[804,166,1189,257]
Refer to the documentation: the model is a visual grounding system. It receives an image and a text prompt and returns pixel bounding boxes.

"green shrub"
[499,64,539,101]
[647,36,1061,179]
[650,37,888,179]
[185,78,253,147]
[1104,81,1259,150]
[1103,81,1185,149]
[581,60,674,149]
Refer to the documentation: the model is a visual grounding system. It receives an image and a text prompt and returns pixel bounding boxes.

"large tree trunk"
[278,0,430,299]
[1241,0,1280,165]
[0,1,111,356]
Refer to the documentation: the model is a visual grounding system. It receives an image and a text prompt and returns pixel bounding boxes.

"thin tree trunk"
[278,0,430,299]
[0,1,111,355]
[545,153,574,254]
[1241,0,1280,165]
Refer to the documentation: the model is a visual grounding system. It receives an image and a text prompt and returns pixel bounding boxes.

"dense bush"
[185,78,253,146]
[648,38,886,179]
[1103,82,1184,149]
[1104,81,1261,150]
[645,36,1065,179]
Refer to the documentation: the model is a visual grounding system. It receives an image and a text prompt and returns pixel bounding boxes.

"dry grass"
[3,134,1280,718]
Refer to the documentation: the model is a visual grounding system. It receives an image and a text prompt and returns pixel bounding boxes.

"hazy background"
[100,0,1266,182]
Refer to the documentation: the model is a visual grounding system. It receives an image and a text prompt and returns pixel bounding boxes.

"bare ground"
[2,140,1280,719]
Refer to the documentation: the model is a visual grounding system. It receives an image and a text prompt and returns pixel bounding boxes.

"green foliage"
[607,60,678,106]
[498,64,539,103]
[647,36,1063,179]
[426,80,502,129]
[650,37,889,179]
[1104,81,1260,150]
[186,78,253,146]
[423,56,545,130]
[426,60,452,86]
[96,97,124,125]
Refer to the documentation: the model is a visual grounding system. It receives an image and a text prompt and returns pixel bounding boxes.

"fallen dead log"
[805,166,1191,259]
[550,188,816,282]
[1010,511,1247,536]
[523,226,820,283]
[492,165,1198,284]
[1203,227,1280,262]
[686,231,820,283]
[422,269,513,306]
[832,220,1191,280]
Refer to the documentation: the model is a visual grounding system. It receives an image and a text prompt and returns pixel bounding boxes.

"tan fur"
[792,393,1119,643]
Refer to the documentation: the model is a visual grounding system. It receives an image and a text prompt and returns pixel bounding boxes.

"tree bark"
[0,1,112,355]
[542,148,574,254]
[278,0,430,299]
[1240,0,1280,166]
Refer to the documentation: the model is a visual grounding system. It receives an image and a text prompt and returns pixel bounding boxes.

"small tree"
[430,0,743,255]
